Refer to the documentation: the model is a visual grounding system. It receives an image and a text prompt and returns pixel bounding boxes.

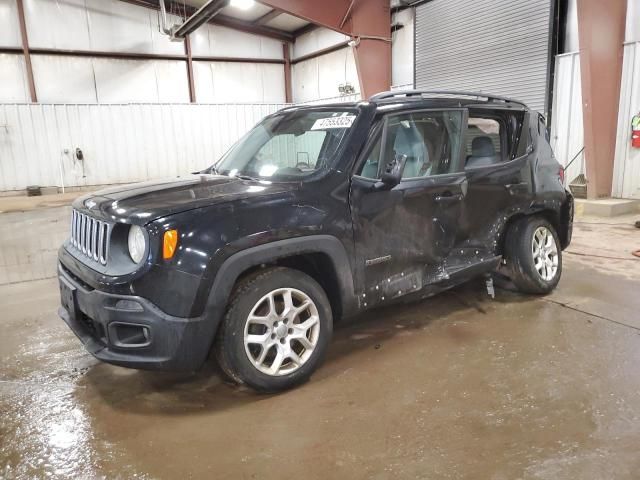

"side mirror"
[379,154,407,189]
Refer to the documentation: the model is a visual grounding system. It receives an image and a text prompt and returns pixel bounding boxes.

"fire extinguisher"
[633,113,640,148]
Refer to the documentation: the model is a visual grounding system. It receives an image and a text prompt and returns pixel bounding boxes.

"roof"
[369,90,529,109]
[286,91,531,115]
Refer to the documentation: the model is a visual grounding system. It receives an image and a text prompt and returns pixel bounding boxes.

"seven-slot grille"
[70,209,110,265]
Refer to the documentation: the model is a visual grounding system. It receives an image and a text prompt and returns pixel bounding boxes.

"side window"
[466,111,526,167]
[359,134,383,179]
[538,114,549,141]
[466,118,502,167]
[358,110,463,179]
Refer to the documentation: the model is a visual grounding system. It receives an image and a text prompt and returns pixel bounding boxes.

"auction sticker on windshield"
[311,115,356,130]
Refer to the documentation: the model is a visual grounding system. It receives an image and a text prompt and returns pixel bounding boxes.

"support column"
[577,0,627,198]
[350,0,391,99]
[16,0,37,103]
[260,0,391,99]
[185,34,196,103]
[283,43,292,103]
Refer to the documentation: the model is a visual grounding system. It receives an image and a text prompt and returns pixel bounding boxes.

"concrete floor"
[1,205,639,479]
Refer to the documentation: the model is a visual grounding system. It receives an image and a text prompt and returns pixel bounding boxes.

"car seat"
[466,136,498,168]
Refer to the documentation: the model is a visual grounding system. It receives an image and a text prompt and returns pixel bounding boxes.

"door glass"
[466,118,502,165]
[357,111,463,179]
[359,134,383,179]
[385,111,463,179]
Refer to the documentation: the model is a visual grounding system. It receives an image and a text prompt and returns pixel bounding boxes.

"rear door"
[349,109,468,307]
[458,108,532,252]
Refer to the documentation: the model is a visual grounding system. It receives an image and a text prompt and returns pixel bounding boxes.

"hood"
[74,174,296,224]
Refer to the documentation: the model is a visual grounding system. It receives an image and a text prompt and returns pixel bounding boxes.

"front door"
[349,109,467,307]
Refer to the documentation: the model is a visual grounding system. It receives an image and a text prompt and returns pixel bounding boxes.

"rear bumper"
[57,263,215,372]
[560,191,574,250]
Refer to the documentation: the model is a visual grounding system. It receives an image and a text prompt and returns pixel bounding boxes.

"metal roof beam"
[254,8,282,26]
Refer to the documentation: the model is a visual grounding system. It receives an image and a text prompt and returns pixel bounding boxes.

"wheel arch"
[497,209,563,256]
[203,235,358,338]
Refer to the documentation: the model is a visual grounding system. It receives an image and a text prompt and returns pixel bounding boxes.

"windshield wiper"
[234,174,260,182]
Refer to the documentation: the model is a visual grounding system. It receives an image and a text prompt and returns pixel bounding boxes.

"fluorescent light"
[230,0,255,9]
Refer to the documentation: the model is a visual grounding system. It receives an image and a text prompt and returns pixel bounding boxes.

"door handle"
[505,182,529,194]
[434,192,464,202]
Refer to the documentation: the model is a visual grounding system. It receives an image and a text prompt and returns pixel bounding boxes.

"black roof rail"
[369,90,528,107]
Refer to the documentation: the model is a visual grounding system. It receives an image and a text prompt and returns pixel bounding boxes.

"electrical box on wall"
[339,83,356,95]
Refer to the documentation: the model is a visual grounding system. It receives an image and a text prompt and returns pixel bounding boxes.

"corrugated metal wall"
[613,42,640,199]
[550,52,585,186]
[0,0,286,104]
[414,0,552,113]
[0,103,288,192]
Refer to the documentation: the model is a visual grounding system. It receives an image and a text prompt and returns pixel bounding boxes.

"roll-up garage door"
[414,0,553,113]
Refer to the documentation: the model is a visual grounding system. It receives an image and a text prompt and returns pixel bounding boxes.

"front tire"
[214,267,332,392]
[505,216,562,294]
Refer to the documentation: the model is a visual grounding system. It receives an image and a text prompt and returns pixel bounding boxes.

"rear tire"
[214,267,332,393]
[504,216,562,294]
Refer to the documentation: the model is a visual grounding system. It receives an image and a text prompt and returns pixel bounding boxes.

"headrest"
[472,136,495,157]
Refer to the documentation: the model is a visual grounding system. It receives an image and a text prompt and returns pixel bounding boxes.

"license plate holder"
[59,276,78,322]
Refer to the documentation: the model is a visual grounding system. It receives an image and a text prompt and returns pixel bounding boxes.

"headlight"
[127,225,146,263]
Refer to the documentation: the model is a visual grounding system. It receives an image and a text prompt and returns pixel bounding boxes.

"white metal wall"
[0,103,288,192]
[0,0,286,104]
[392,9,414,88]
[291,27,359,103]
[291,48,359,103]
[613,41,640,199]
[550,52,585,186]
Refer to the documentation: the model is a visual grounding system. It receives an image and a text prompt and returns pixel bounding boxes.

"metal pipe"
[172,0,229,39]
[158,0,171,34]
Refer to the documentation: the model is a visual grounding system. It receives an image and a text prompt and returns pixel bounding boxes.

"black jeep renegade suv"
[58,91,574,392]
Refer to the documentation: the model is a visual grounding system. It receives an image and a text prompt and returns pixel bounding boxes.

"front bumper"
[57,263,215,371]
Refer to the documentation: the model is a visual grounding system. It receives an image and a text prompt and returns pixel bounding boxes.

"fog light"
[114,299,143,311]
[110,323,151,347]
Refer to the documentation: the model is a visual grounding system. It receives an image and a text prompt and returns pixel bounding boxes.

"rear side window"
[466,118,501,158]
[538,114,549,141]
[465,110,525,168]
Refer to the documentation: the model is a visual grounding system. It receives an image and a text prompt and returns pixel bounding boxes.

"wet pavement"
[1,206,640,479]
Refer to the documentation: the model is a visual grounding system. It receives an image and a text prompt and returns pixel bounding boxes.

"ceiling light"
[230,0,255,9]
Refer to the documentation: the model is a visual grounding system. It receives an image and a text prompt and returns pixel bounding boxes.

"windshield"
[213,109,357,181]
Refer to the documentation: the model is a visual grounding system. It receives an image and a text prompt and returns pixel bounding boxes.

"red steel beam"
[0,47,285,64]
[15,0,37,102]
[283,43,292,102]
[254,8,282,26]
[577,0,627,198]
[259,0,391,98]
[185,34,196,103]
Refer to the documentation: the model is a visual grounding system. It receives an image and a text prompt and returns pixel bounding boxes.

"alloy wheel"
[531,226,558,281]
[243,288,320,376]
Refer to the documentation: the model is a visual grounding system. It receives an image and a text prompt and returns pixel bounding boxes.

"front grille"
[70,209,111,265]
